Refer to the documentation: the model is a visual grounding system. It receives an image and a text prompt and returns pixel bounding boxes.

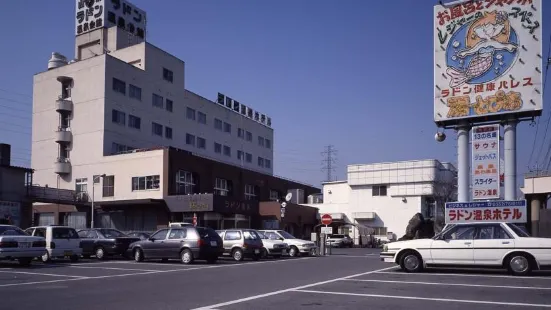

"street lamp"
[91,174,106,228]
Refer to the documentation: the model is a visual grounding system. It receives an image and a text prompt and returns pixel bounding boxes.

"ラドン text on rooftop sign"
[433,0,542,126]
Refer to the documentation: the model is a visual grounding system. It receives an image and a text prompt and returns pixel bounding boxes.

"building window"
[265,139,271,149]
[165,127,173,139]
[245,153,252,163]
[237,150,243,160]
[112,142,134,154]
[214,118,223,130]
[132,175,160,191]
[373,227,388,235]
[223,122,231,133]
[128,114,141,129]
[175,170,196,195]
[152,93,164,108]
[163,68,173,83]
[197,137,206,149]
[129,84,141,100]
[269,190,280,201]
[258,136,265,147]
[265,159,271,169]
[152,122,163,136]
[372,185,387,196]
[186,107,196,120]
[166,99,173,112]
[258,157,264,167]
[214,142,222,154]
[246,131,252,142]
[112,109,126,125]
[75,178,88,194]
[215,178,230,196]
[245,184,258,201]
[223,145,231,157]
[238,128,244,139]
[186,133,196,146]
[198,112,207,124]
[102,175,115,197]
[112,78,126,95]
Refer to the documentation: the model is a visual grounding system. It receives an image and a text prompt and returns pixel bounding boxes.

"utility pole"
[321,145,337,183]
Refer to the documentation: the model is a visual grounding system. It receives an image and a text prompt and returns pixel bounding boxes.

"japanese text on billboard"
[433,0,542,126]
[445,200,526,223]
[472,125,500,200]
[76,0,147,39]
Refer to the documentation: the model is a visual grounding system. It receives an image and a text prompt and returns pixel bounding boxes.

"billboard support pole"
[504,120,518,200]
[457,123,471,202]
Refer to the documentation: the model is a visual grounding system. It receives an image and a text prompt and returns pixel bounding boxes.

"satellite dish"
[285,193,293,202]
[281,202,287,209]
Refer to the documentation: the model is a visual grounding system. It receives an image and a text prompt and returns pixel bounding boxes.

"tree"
[431,170,458,233]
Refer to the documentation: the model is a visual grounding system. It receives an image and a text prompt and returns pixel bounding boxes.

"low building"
[0,144,33,227]
[302,159,457,244]
[32,147,320,231]
[520,172,551,237]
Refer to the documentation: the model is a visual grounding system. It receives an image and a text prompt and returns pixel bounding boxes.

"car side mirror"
[148,237,155,242]
[279,237,284,241]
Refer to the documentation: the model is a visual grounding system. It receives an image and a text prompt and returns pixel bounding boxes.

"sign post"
[192,213,197,227]
[320,214,333,255]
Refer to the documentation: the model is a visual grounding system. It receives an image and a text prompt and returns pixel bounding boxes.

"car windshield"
[257,231,268,239]
[331,234,345,238]
[99,229,127,238]
[243,230,260,240]
[0,226,27,236]
[277,230,296,239]
[506,223,531,237]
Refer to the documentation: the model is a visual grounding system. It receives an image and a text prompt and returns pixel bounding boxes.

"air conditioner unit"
[254,112,260,121]
[260,114,266,124]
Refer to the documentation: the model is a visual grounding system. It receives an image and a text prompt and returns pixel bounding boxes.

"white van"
[25,226,82,262]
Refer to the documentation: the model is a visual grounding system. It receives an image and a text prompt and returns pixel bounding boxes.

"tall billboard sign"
[434,0,542,127]
[472,125,500,200]
[76,0,147,39]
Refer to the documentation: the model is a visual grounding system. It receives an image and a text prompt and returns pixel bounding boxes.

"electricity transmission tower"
[321,145,337,182]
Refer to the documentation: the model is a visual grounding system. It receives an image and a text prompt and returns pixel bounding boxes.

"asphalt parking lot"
[0,248,550,309]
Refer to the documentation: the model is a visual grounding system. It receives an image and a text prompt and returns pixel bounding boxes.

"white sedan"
[0,225,46,266]
[380,222,551,276]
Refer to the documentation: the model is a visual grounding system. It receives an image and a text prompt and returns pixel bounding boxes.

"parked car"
[326,234,354,248]
[0,225,46,266]
[257,230,288,258]
[126,231,151,240]
[168,222,193,228]
[77,228,140,260]
[129,226,223,264]
[25,225,82,262]
[380,222,551,276]
[259,230,317,257]
[216,229,264,261]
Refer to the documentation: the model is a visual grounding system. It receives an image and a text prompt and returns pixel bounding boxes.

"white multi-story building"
[32,3,274,193]
[303,159,457,244]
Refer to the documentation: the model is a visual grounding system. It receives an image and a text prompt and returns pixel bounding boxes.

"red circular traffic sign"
[321,214,332,225]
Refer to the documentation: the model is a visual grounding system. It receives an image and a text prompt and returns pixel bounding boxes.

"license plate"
[254,249,260,254]
[64,251,73,256]
[210,241,217,246]
[18,242,31,248]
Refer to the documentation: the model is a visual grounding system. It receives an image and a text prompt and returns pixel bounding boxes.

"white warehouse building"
[303,159,457,244]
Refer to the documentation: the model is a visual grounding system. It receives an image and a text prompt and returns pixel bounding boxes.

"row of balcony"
[55,76,73,175]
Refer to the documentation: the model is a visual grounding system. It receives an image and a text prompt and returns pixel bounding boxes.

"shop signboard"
[0,201,21,227]
[434,0,542,127]
[445,200,526,224]
[472,125,500,200]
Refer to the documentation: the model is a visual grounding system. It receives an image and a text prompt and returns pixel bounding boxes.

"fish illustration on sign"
[446,11,518,88]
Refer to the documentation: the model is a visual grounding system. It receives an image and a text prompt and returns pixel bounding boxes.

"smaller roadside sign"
[321,226,333,235]
[445,200,527,224]
[321,214,333,225]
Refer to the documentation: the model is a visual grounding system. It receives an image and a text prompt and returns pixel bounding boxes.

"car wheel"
[41,251,51,263]
[507,253,532,276]
[288,246,299,257]
[18,258,33,267]
[134,248,144,262]
[232,248,244,261]
[95,247,106,260]
[399,251,423,273]
[260,248,268,259]
[70,255,79,263]
[180,249,194,264]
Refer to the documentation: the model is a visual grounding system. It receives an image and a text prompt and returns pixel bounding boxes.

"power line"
[0,88,32,99]
[321,145,337,183]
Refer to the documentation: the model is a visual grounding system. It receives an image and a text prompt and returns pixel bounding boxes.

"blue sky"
[0,0,548,189]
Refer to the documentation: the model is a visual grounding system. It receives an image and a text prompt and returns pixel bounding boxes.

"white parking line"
[190,266,399,310]
[106,261,198,267]
[375,271,551,280]
[292,289,551,308]
[342,279,551,290]
[0,256,316,288]
[0,270,87,279]
[69,266,159,272]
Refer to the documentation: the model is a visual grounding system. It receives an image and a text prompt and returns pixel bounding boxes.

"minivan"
[25,226,82,262]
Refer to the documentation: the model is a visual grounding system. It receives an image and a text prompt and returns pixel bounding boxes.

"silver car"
[216,229,264,261]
